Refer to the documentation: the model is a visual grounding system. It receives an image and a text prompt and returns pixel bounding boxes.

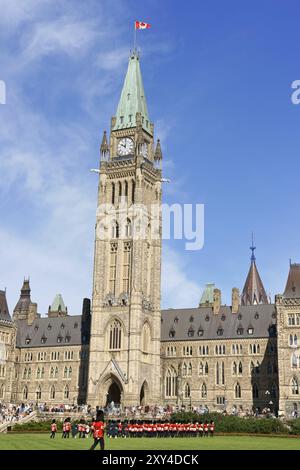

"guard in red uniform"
[209,420,215,437]
[90,410,105,451]
[50,419,57,438]
[65,418,71,438]
[204,421,209,437]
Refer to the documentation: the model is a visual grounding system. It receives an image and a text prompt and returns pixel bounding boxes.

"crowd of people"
[0,403,33,425]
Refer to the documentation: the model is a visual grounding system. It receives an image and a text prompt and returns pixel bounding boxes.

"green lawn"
[0,434,299,450]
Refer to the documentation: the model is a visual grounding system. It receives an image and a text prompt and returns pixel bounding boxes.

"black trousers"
[90,438,105,451]
[50,432,56,438]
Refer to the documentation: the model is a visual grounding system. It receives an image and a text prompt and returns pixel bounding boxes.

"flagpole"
[133,22,137,52]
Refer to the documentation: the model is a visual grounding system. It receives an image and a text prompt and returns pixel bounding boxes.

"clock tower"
[87,51,163,407]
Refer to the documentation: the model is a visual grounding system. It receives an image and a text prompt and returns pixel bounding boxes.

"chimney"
[213,289,221,315]
[232,288,240,314]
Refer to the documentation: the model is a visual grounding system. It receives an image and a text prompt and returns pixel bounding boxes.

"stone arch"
[97,373,124,408]
[140,380,150,406]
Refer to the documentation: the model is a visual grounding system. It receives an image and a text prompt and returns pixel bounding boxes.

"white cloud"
[162,245,202,308]
[23,17,99,60]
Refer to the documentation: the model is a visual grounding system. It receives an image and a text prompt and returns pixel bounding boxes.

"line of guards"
[51,419,215,439]
[106,421,215,438]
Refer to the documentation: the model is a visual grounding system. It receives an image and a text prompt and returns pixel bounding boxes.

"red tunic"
[93,421,104,439]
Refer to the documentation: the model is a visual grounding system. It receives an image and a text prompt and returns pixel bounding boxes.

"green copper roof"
[50,294,67,313]
[199,283,215,306]
[112,52,152,135]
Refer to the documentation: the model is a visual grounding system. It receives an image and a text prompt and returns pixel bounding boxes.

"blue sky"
[1,0,300,315]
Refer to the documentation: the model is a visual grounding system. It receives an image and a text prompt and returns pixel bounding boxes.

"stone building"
[1,51,300,417]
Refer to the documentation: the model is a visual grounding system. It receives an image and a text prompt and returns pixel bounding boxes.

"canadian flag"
[135,21,151,30]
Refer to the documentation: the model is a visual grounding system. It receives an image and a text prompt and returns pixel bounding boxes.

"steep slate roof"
[0,290,11,322]
[16,315,89,348]
[283,263,300,298]
[112,51,152,135]
[161,304,276,341]
[13,279,32,315]
[241,246,268,305]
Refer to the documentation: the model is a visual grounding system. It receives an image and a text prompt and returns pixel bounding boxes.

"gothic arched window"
[142,323,151,354]
[238,362,243,375]
[292,377,299,395]
[233,362,237,375]
[205,362,209,375]
[23,386,28,400]
[50,385,55,400]
[36,386,42,400]
[184,383,191,398]
[109,319,122,350]
[201,383,207,398]
[64,385,69,399]
[235,382,241,398]
[165,367,177,398]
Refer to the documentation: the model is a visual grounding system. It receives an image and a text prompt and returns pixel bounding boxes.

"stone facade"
[1,52,300,418]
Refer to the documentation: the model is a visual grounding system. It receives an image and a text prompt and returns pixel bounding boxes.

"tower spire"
[112,52,152,135]
[241,241,268,305]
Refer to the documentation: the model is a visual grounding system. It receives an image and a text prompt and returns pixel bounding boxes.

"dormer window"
[65,333,71,343]
[60,323,65,329]
[174,317,178,324]
[197,328,204,337]
[205,315,210,322]
[25,335,31,345]
[217,328,223,336]
[57,335,62,344]
[41,335,47,344]
[120,116,124,124]
[248,327,254,335]
[169,327,175,338]
[221,314,226,321]
[74,322,78,329]
[47,324,52,330]
[34,325,39,332]
[189,316,194,323]
[237,327,244,335]
[238,314,242,320]
[254,312,259,320]
[188,327,194,337]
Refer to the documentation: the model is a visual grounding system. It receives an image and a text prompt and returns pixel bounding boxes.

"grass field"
[0,434,299,450]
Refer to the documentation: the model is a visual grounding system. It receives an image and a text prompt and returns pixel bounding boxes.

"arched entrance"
[140,381,149,406]
[106,381,121,406]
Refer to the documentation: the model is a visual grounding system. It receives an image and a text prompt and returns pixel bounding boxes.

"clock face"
[117,137,134,156]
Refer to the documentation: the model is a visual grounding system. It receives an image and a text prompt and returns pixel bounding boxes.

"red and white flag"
[135,21,151,30]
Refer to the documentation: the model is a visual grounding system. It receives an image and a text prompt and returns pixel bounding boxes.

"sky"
[1,0,300,315]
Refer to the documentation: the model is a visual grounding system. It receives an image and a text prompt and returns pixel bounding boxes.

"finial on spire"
[100,130,109,161]
[250,232,256,262]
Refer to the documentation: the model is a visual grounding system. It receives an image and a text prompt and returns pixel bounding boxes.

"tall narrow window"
[112,183,115,205]
[184,383,191,398]
[131,180,135,204]
[123,241,131,293]
[110,243,118,295]
[235,382,241,398]
[109,319,122,350]
[64,385,69,399]
[125,181,128,200]
[292,377,299,395]
[201,383,207,398]
[118,181,122,201]
[165,368,177,397]
[142,323,151,354]
[50,386,55,400]
[216,362,219,385]
[221,362,225,385]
